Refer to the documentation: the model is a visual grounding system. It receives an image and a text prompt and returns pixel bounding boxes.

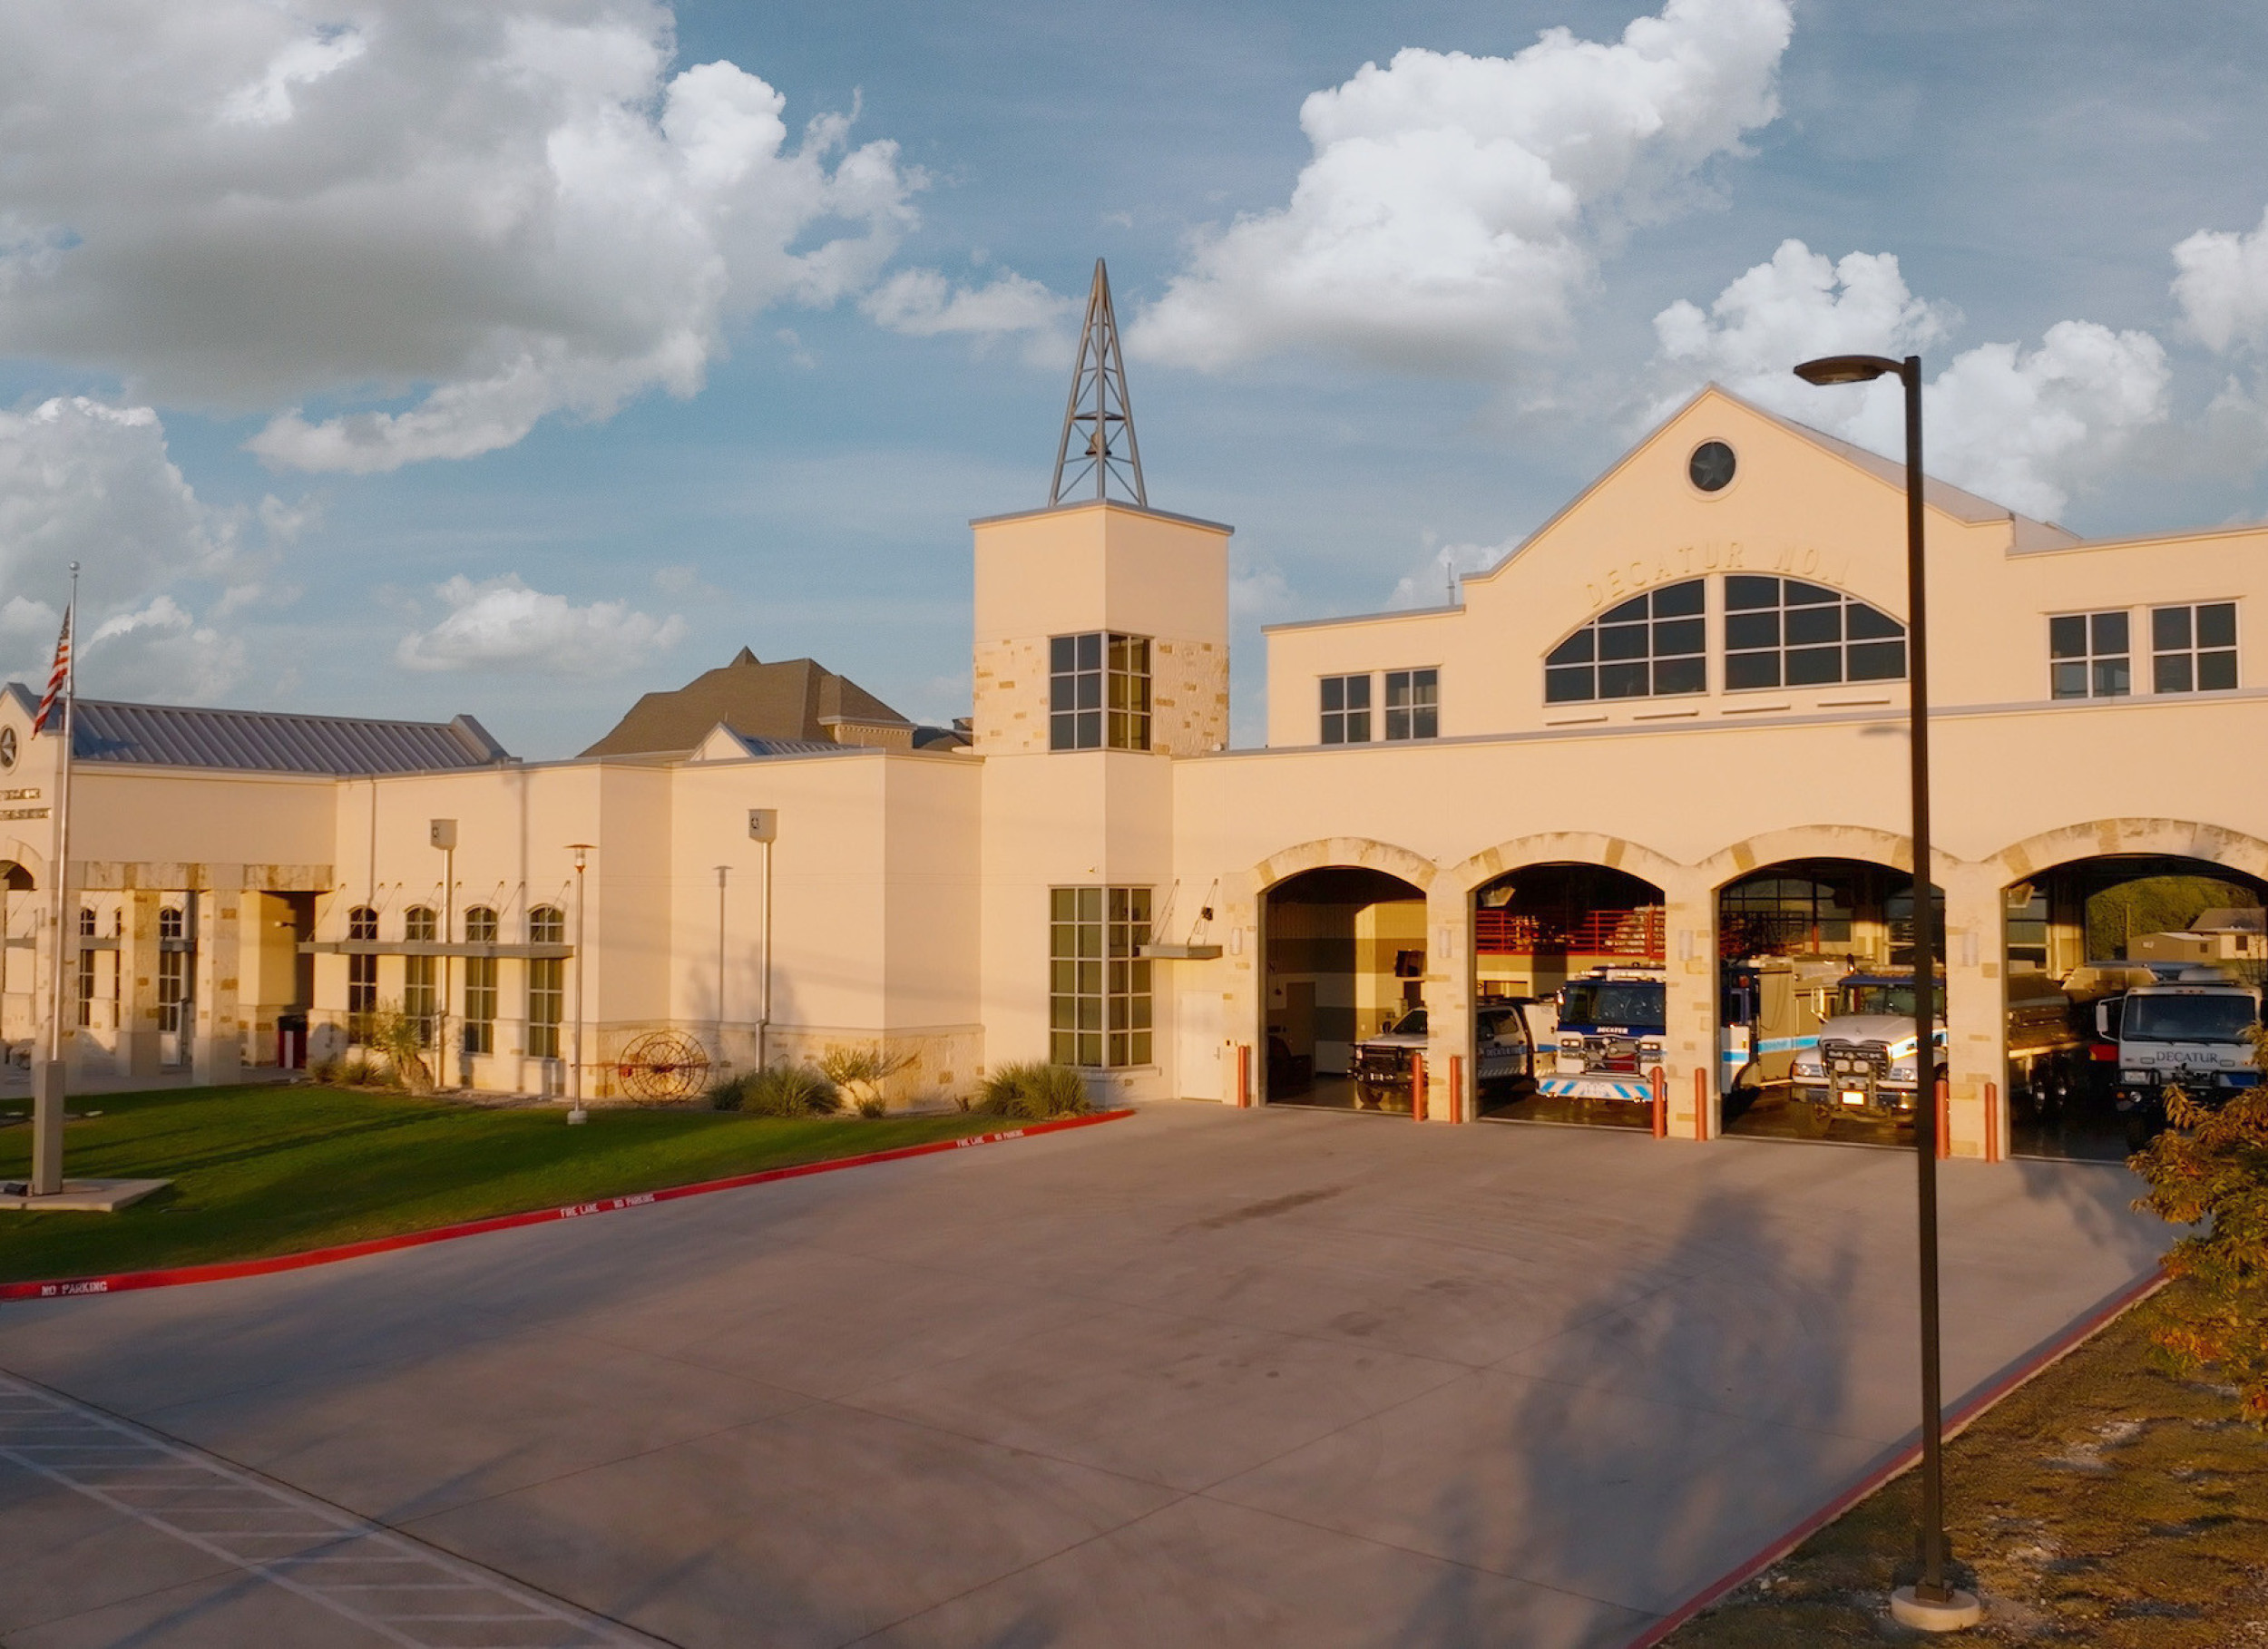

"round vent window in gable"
[1688,440,1736,493]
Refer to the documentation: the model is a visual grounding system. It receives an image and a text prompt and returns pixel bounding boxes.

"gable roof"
[581,649,913,758]
[27,696,513,776]
[1478,382,2081,585]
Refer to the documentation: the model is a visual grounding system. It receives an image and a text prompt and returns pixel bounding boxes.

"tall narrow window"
[1544,580,1706,703]
[157,905,187,1039]
[1108,634,1151,750]
[347,904,377,1041]
[75,906,94,1029]
[1051,632,1150,750]
[404,906,437,1046]
[1049,886,1151,1068]
[2151,602,2237,694]
[1383,668,1439,740]
[527,905,564,1059]
[463,906,497,1056]
[2050,610,2129,698]
[1723,577,1906,690]
[1320,674,1372,743]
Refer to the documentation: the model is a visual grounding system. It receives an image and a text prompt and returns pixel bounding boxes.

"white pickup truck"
[1349,1001,1543,1107]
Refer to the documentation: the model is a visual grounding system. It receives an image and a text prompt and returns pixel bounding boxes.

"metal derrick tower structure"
[1049,259,1147,508]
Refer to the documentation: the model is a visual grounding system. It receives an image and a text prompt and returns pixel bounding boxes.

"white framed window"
[1320,674,1372,743]
[1049,887,1151,1068]
[1050,632,1150,751]
[2151,602,2236,694]
[2050,610,2130,698]
[1545,580,1706,703]
[1383,668,1439,740]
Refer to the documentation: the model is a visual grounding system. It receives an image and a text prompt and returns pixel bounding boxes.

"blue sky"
[5,0,2268,754]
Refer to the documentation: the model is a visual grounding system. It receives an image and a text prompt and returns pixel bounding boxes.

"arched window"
[1545,580,1706,703]
[158,906,184,941]
[527,905,565,1059]
[348,905,378,941]
[78,906,96,936]
[463,907,498,1055]
[403,906,438,1043]
[1724,577,1905,689]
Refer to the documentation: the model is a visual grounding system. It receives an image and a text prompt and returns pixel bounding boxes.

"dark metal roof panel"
[69,699,513,776]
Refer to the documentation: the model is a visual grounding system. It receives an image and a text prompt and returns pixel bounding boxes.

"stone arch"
[0,857,35,892]
[1442,831,1683,898]
[1988,818,2268,887]
[1695,824,1928,893]
[1254,837,1438,895]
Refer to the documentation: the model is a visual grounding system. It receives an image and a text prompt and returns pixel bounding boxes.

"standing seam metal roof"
[65,699,511,776]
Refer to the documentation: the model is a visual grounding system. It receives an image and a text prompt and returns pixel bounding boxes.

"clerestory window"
[1544,580,1706,703]
[1723,577,1906,690]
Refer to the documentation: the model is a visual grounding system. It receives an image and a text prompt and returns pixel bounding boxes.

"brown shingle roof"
[580,649,912,757]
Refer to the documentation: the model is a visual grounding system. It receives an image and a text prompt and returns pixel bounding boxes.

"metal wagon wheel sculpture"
[613,1030,713,1101]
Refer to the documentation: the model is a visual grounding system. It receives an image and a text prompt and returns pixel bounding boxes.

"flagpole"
[29,565,75,1197]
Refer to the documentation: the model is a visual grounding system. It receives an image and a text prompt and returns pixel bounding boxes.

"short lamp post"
[567,843,594,1125]
[1793,353,1980,1633]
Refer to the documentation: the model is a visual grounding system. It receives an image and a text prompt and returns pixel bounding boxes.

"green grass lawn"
[1665,1281,2268,1647]
[0,1084,1023,1284]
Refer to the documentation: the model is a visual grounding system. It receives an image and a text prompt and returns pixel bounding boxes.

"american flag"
[32,608,70,734]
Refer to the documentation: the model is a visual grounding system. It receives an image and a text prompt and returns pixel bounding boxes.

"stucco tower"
[972,259,1229,1098]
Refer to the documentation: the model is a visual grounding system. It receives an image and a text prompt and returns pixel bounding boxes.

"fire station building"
[5,374,2266,1163]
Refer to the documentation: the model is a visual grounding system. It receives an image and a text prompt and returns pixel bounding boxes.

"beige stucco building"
[5,382,2265,1161]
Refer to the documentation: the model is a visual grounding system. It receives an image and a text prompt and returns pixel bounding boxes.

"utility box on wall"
[748,808,777,843]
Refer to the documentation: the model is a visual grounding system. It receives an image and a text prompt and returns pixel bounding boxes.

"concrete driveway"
[0,1104,2168,1647]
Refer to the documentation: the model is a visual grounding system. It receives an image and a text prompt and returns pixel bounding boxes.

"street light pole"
[1793,353,1979,1633]
[568,843,593,1125]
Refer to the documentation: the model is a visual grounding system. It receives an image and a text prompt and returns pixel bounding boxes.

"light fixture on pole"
[1793,352,1980,1633]
[567,843,594,1126]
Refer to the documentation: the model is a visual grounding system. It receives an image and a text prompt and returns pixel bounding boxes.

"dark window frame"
[2150,601,2237,695]
[2049,610,2131,699]
[1050,631,1151,751]
[1544,580,1707,704]
[1722,576,1906,692]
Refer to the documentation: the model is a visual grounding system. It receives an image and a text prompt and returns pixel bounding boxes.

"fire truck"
[1537,966,1667,1104]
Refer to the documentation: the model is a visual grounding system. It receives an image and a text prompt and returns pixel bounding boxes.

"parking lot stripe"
[0,1371,664,1648]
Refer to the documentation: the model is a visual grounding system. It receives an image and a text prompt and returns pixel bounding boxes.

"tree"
[2129,1029,2268,1424]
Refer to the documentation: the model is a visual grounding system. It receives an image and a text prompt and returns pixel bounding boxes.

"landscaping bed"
[1664,1281,2268,1647]
[0,1083,1017,1285]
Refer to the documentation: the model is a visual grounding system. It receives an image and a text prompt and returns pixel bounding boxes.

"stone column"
[1661,871,1718,1140]
[1942,864,2006,1161]
[1423,878,1471,1121]
[1222,876,1261,1106]
[122,885,162,1078]
[192,869,243,1086]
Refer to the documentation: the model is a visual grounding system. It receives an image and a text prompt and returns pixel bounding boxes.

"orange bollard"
[1650,1065,1667,1138]
[1694,1068,1708,1141]
[1984,1079,1999,1163]
[1412,1051,1427,1122]
[1448,1054,1465,1124]
[1934,1077,1950,1160]
[1237,1043,1251,1108]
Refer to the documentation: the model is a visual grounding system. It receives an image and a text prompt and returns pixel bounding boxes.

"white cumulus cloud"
[862,268,1074,340]
[0,396,259,701]
[1131,0,1794,375]
[1387,538,1510,610]
[2173,206,2268,354]
[0,1,924,473]
[396,575,686,675]
[1653,240,2169,520]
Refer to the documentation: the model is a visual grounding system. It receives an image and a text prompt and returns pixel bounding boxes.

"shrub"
[725,1062,841,1117]
[816,1043,913,1117]
[361,1001,432,1094]
[974,1060,1090,1119]
[2130,1029,2268,1425]
[309,1054,342,1085]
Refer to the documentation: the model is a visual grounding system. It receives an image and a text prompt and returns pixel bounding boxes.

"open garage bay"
[0,1105,2166,1649]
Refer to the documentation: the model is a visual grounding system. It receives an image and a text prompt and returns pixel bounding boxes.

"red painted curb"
[1,1108,1133,1304]
[1621,1264,2169,1648]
